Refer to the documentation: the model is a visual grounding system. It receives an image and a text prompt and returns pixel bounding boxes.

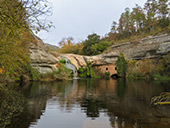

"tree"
[22,0,53,33]
[91,41,110,55]
[131,4,146,33]
[116,53,127,78]
[82,33,101,55]
[0,0,52,82]
[157,0,170,27]
[111,21,118,33]
[59,37,75,53]
[117,8,132,38]
[144,0,158,31]
[157,0,170,19]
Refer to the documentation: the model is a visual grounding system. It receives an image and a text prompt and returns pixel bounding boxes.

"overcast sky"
[37,0,146,46]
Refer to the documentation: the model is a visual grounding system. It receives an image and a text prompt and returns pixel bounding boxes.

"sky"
[37,0,146,46]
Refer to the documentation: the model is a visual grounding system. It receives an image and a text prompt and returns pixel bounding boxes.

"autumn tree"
[144,0,158,31]
[157,0,170,27]
[157,0,170,19]
[0,0,52,82]
[117,13,124,35]
[59,37,75,53]
[117,8,133,38]
[131,4,146,33]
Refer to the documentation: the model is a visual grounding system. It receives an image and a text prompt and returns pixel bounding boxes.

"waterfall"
[61,56,77,77]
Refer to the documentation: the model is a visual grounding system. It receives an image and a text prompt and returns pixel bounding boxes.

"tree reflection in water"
[1,79,170,128]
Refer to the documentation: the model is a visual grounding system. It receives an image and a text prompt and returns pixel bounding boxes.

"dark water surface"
[1,79,170,128]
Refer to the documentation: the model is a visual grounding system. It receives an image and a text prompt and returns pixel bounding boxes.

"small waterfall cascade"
[61,56,77,78]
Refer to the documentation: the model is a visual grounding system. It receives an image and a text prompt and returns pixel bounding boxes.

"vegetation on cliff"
[116,53,127,78]
[126,52,170,80]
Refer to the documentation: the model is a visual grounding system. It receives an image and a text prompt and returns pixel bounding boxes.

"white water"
[61,56,77,77]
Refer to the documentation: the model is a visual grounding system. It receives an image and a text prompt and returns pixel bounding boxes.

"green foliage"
[160,53,170,76]
[40,64,72,81]
[128,72,146,79]
[78,68,86,78]
[86,66,90,77]
[28,66,40,81]
[105,71,110,79]
[152,74,170,81]
[116,53,127,78]
[91,41,111,55]
[82,33,101,55]
[105,71,110,76]
[152,52,170,78]
[60,59,66,64]
[0,0,53,83]
[86,65,99,78]
[56,65,72,79]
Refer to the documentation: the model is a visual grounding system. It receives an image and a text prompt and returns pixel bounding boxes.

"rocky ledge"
[111,34,170,60]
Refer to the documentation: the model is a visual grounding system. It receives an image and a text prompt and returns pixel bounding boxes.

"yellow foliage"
[0,67,4,74]
[59,37,83,54]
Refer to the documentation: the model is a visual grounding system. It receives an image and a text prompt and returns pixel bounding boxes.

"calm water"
[1,79,170,128]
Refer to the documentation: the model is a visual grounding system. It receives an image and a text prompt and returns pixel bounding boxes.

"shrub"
[59,59,66,64]
[116,53,127,78]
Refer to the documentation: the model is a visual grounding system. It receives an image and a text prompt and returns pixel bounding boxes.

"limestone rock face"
[29,37,59,73]
[86,52,119,66]
[111,34,170,60]
[59,52,119,70]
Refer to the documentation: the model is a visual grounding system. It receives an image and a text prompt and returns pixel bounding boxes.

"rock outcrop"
[111,34,170,60]
[29,37,59,73]
[59,52,119,70]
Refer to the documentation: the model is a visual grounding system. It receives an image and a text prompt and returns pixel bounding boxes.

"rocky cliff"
[111,34,170,60]
[29,37,59,73]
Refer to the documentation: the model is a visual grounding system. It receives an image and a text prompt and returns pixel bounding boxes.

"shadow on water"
[1,79,170,128]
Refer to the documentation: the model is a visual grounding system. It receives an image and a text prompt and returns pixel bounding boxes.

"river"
[1,79,170,128]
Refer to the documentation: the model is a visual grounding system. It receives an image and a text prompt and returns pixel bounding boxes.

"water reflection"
[1,79,170,128]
